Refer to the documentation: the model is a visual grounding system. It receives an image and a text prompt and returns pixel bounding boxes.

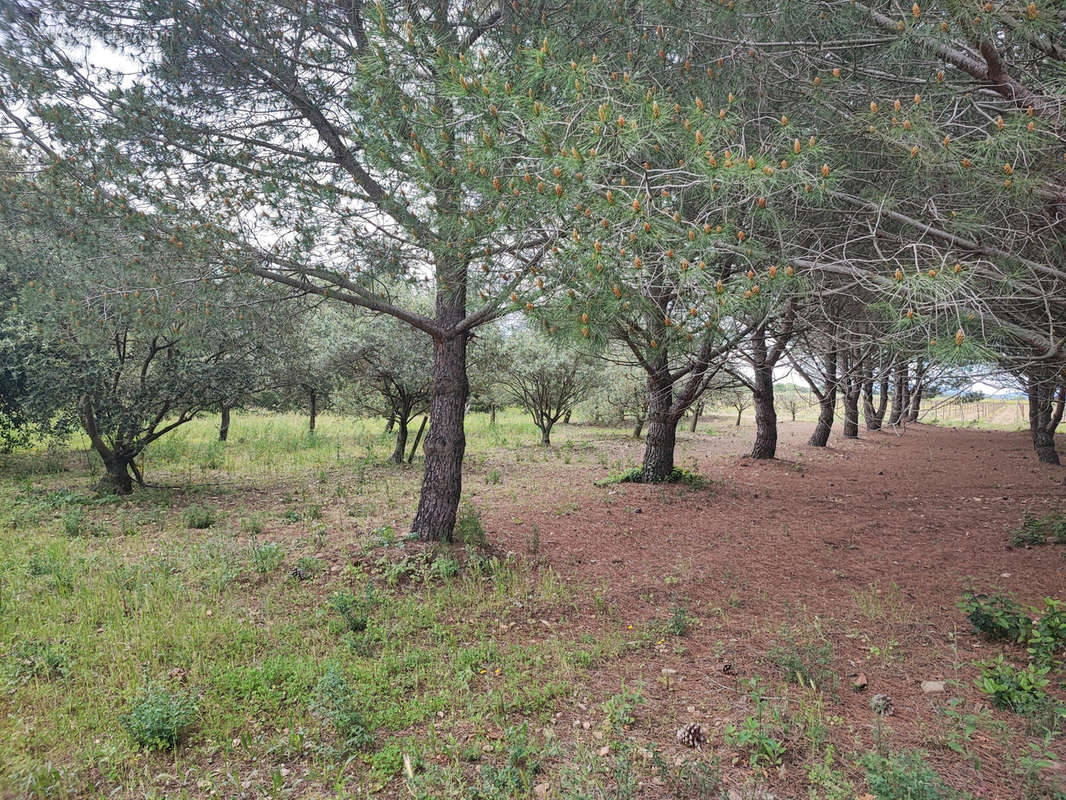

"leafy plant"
[766,623,837,691]
[959,589,1032,642]
[1027,597,1066,667]
[477,724,542,798]
[1011,511,1066,547]
[602,682,644,734]
[181,505,215,529]
[427,553,461,582]
[860,749,961,800]
[8,641,68,681]
[120,684,198,750]
[454,503,488,549]
[327,586,377,634]
[975,655,1049,712]
[60,508,83,537]
[310,664,373,752]
[724,680,788,768]
[249,537,286,575]
[666,602,693,636]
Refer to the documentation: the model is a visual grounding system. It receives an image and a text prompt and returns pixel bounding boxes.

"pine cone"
[676,722,705,749]
[869,693,894,716]
[291,565,312,582]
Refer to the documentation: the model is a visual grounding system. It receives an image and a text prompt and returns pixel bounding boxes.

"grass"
[0,409,1061,798]
[0,411,632,797]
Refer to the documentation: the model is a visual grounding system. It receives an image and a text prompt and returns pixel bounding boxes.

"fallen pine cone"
[870,693,894,716]
[676,722,705,749]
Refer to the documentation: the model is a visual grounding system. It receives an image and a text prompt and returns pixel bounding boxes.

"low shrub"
[959,589,1032,643]
[120,684,198,750]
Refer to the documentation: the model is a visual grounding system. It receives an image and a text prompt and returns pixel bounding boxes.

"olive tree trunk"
[219,404,231,442]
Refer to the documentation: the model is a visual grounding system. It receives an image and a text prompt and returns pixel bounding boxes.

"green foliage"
[477,724,542,799]
[60,508,83,537]
[959,589,1032,642]
[7,641,68,682]
[181,505,215,530]
[666,602,693,637]
[601,683,645,734]
[724,680,788,768]
[454,504,488,549]
[327,586,377,634]
[596,466,705,486]
[974,655,1050,712]
[249,539,286,575]
[1027,598,1066,667]
[860,750,962,800]
[120,684,198,750]
[1011,511,1066,547]
[807,747,856,800]
[766,624,837,691]
[310,664,373,752]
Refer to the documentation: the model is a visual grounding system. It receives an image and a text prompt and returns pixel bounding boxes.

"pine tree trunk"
[219,405,231,442]
[750,339,777,459]
[863,357,889,431]
[308,389,317,433]
[489,405,497,424]
[808,351,838,447]
[842,385,860,439]
[411,331,468,541]
[390,415,409,464]
[906,363,925,422]
[907,385,923,422]
[385,411,395,433]
[632,416,644,439]
[888,361,907,426]
[641,371,677,482]
[842,356,861,439]
[540,426,551,446]
[563,409,572,425]
[735,407,743,426]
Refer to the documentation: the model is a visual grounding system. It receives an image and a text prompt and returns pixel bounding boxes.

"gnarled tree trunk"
[1026,370,1064,465]
[79,398,136,495]
[219,404,231,442]
[390,413,410,464]
[302,384,318,433]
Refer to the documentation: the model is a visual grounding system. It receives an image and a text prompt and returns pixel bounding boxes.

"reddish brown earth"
[469,420,1066,798]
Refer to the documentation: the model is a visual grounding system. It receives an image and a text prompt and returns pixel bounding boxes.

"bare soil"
[469,420,1066,798]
